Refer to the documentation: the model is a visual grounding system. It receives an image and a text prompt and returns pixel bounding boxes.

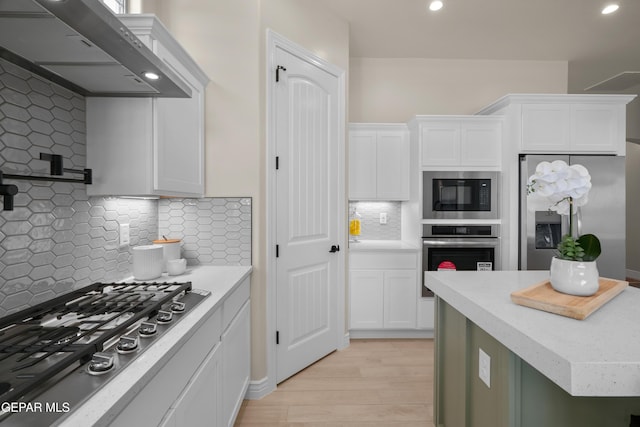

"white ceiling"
[320,0,640,65]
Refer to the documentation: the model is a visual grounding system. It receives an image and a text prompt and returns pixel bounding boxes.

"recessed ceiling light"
[143,71,160,80]
[429,1,444,12]
[601,3,619,14]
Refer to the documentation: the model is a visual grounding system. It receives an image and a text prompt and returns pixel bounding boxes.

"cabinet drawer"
[111,308,222,426]
[223,277,250,331]
[350,252,418,270]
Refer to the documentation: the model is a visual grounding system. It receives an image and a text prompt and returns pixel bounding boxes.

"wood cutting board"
[511,277,628,320]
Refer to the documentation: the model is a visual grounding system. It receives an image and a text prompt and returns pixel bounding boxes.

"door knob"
[329,245,340,253]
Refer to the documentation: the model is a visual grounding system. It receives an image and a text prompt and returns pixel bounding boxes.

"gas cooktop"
[0,281,210,425]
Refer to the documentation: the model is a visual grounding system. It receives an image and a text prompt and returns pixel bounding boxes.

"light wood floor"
[234,339,435,427]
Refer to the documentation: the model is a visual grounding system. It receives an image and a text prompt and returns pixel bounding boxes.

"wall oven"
[422,225,500,296]
[423,171,499,220]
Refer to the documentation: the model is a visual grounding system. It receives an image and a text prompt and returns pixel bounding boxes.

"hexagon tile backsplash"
[159,198,252,266]
[0,58,252,318]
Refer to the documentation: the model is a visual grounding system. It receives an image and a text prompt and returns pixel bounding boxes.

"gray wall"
[0,58,251,318]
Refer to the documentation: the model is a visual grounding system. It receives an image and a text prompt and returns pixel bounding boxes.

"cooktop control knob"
[116,336,139,354]
[156,310,173,324]
[170,301,186,313]
[138,321,157,337]
[87,352,115,375]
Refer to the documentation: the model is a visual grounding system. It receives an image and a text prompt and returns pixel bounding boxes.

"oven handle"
[422,238,500,248]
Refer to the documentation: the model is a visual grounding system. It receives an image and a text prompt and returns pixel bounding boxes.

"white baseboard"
[627,269,640,280]
[349,329,434,339]
[244,376,274,400]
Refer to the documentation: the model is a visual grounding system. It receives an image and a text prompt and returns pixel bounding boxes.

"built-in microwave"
[422,171,499,220]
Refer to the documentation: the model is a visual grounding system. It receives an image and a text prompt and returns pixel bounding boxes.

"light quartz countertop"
[348,240,419,252]
[58,265,252,427]
[426,270,640,397]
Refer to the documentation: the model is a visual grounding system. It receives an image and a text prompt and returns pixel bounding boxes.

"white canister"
[152,238,182,272]
[132,245,164,280]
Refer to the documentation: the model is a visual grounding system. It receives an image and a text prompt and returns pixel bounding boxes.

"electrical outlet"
[379,212,388,224]
[119,223,130,248]
[479,347,491,388]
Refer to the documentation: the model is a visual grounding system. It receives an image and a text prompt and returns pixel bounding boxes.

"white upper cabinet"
[349,124,410,200]
[349,130,378,200]
[411,116,502,170]
[87,15,209,197]
[478,94,635,155]
[420,121,460,166]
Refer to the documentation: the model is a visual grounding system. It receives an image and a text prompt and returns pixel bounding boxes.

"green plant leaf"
[577,234,601,261]
[556,234,582,261]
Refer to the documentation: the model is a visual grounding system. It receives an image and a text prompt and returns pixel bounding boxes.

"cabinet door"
[571,104,619,153]
[86,97,154,196]
[376,131,409,200]
[167,342,223,427]
[154,43,205,196]
[349,270,384,329]
[521,104,571,152]
[417,297,435,329]
[460,121,501,167]
[421,123,460,167]
[222,300,251,427]
[349,131,378,200]
[383,270,417,329]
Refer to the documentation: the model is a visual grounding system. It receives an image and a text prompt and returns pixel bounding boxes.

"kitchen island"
[427,270,640,427]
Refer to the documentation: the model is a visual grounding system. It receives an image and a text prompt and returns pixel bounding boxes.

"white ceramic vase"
[549,257,600,296]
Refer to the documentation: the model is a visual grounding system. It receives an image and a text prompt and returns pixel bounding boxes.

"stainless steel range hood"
[0,0,191,97]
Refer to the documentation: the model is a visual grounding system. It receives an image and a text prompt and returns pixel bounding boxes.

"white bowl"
[167,258,187,276]
[152,239,182,272]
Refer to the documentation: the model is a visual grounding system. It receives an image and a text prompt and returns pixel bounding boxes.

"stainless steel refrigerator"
[519,154,626,280]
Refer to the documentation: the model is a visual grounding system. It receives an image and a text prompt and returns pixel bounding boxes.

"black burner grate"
[0,281,192,407]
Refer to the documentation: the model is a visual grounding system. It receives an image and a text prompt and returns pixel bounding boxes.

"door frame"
[265,29,347,394]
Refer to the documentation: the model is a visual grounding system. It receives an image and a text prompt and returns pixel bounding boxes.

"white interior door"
[274,45,341,383]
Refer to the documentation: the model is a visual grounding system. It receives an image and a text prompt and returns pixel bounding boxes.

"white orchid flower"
[526,160,592,216]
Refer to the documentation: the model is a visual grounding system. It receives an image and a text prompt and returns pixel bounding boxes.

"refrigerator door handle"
[561,214,569,238]
[576,207,582,236]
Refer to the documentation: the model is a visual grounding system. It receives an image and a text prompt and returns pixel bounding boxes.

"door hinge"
[276,244,279,258]
[276,330,280,345]
[276,65,287,82]
[276,156,279,170]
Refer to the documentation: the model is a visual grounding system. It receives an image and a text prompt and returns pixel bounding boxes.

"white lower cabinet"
[383,270,418,329]
[350,270,384,329]
[222,300,251,427]
[110,278,250,427]
[160,342,223,427]
[349,251,418,331]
